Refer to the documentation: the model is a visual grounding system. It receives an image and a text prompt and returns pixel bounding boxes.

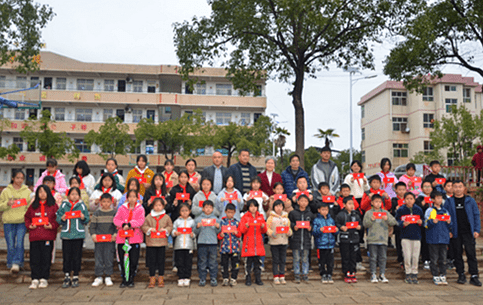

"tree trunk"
[226,146,233,167]
[292,68,305,168]
[280,146,284,168]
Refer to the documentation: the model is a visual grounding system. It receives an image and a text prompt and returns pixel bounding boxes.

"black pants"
[394,226,403,263]
[175,249,192,279]
[62,239,83,276]
[117,243,140,283]
[30,240,54,280]
[452,233,479,276]
[447,239,455,262]
[340,243,357,274]
[245,256,262,278]
[270,245,287,276]
[221,252,240,279]
[477,169,481,187]
[317,248,334,276]
[420,227,430,261]
[146,246,166,277]
[428,244,447,276]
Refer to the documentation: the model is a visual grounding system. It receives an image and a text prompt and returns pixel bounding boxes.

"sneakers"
[273,277,280,285]
[423,261,430,270]
[199,279,206,287]
[10,264,20,273]
[379,274,389,283]
[440,275,448,285]
[105,277,113,287]
[321,274,328,284]
[470,275,482,286]
[302,275,309,284]
[447,260,455,270]
[457,273,467,284]
[223,278,230,286]
[279,277,286,285]
[72,277,79,288]
[405,275,412,284]
[411,274,419,284]
[433,276,441,286]
[172,266,178,273]
[92,277,103,287]
[178,279,184,287]
[183,279,191,287]
[38,279,48,288]
[327,275,334,284]
[294,275,301,284]
[210,278,218,287]
[344,272,351,283]
[230,278,237,286]
[350,273,357,283]
[62,276,71,288]
[356,262,366,271]
[29,279,39,289]
[370,274,378,283]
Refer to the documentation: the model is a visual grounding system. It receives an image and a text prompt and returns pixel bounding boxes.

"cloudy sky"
[36,0,483,152]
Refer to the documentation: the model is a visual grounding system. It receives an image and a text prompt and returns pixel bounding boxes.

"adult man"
[201,151,228,194]
[281,154,311,195]
[311,146,339,195]
[472,145,483,186]
[227,149,257,195]
[445,180,481,286]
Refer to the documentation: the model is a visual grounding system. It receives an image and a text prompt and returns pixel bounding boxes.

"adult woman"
[343,160,369,205]
[377,158,398,198]
[125,155,154,196]
[73,160,96,196]
[258,156,283,197]
[0,170,31,273]
[185,159,201,193]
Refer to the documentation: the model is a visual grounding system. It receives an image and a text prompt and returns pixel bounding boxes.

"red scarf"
[154,214,166,231]
[68,200,79,231]
[39,200,46,217]
[189,172,196,179]
[51,190,56,197]
[381,171,390,187]
[165,171,173,182]
[156,189,163,197]
[48,170,57,178]
[370,188,380,195]
[127,202,138,223]
[102,187,112,193]
[202,190,211,201]
[134,168,145,178]
[179,184,187,194]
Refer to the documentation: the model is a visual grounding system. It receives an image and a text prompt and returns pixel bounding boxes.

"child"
[363,194,398,283]
[90,173,123,211]
[423,160,446,195]
[425,191,451,285]
[56,187,90,288]
[398,163,421,195]
[243,176,269,218]
[312,202,338,284]
[143,173,168,216]
[395,192,424,284]
[416,180,433,270]
[69,176,90,208]
[166,171,197,222]
[192,177,219,218]
[443,180,455,269]
[24,185,59,289]
[171,203,196,287]
[95,158,125,193]
[73,160,96,196]
[142,197,173,288]
[268,182,293,213]
[35,175,63,206]
[239,199,267,286]
[125,154,154,196]
[218,203,241,286]
[194,200,221,287]
[361,175,392,212]
[34,158,68,195]
[443,180,453,201]
[391,182,407,268]
[162,159,178,193]
[335,197,361,283]
[288,194,314,283]
[216,175,244,220]
[118,177,144,208]
[267,200,292,284]
[290,176,314,212]
[377,158,399,198]
[186,158,202,193]
[315,182,342,217]
[113,189,145,288]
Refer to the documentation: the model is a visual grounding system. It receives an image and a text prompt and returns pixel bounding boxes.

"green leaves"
[84,117,132,160]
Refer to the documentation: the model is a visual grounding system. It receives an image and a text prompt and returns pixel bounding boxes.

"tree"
[1,0,54,73]
[0,119,20,160]
[273,126,290,167]
[20,110,79,162]
[384,0,483,90]
[84,117,132,159]
[173,0,417,168]
[304,146,321,173]
[410,150,445,166]
[332,149,362,178]
[314,128,340,148]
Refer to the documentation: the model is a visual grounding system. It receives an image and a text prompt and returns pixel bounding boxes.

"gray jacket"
[194,212,221,245]
[192,191,220,218]
[311,159,339,195]
[172,217,196,250]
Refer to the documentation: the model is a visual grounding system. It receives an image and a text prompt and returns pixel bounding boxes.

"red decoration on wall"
[11,123,17,129]
[71,124,76,130]
[39,155,46,161]
[82,156,87,161]
[81,124,87,131]
[21,123,27,129]
[19,155,25,161]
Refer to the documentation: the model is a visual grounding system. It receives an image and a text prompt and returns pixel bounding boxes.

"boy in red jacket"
[361,175,392,212]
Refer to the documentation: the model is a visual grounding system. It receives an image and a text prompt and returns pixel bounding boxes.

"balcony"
[2,120,138,134]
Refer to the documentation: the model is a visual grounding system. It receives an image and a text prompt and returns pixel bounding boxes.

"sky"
[36,0,483,153]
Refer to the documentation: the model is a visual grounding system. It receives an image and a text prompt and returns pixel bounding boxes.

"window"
[104,80,115,91]
[103,109,114,121]
[75,139,91,153]
[130,140,141,154]
[133,81,143,92]
[56,78,66,90]
[15,109,25,120]
[77,79,94,91]
[0,76,5,88]
[361,105,365,118]
[147,81,156,93]
[392,91,407,106]
[30,77,40,88]
[16,76,27,89]
[422,87,433,101]
[393,143,409,158]
[147,110,155,121]
[164,106,172,114]
[445,85,457,92]
[361,151,366,163]
[424,141,433,154]
[463,88,471,103]
[216,112,232,125]
[216,84,232,96]
[196,83,206,95]
[116,109,125,122]
[392,117,408,131]
[145,140,154,154]
[55,108,65,121]
[184,110,193,119]
[254,85,262,97]
[240,113,251,126]
[423,113,434,128]
[76,109,93,122]
[216,148,229,156]
[361,128,365,141]
[445,98,457,113]
[132,109,143,123]
[13,137,23,152]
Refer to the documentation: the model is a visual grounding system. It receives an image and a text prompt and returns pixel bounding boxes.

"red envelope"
[198,200,204,207]
[202,218,216,226]
[32,217,49,226]
[151,231,167,238]
[296,191,310,199]
[176,193,189,201]
[189,177,198,184]
[436,214,451,221]
[346,221,359,229]
[274,194,287,201]
[249,190,262,198]
[119,230,134,238]
[353,173,364,179]
[250,219,262,226]
[296,221,310,229]
[411,177,422,183]
[322,196,335,203]
[383,177,395,184]
[424,196,433,204]
[226,193,238,201]
[435,178,446,184]
[178,227,192,234]
[166,180,174,188]
[398,199,405,206]
[222,225,236,233]
[322,226,337,233]
[374,212,387,219]
[11,198,27,208]
[96,234,112,242]
[137,177,147,184]
[66,210,82,219]
[403,215,420,224]
[276,226,290,234]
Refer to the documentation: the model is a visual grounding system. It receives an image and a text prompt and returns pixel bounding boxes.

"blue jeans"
[293,249,309,276]
[198,244,218,281]
[4,223,27,268]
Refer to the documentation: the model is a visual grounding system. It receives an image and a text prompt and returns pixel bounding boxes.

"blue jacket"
[281,165,311,195]
[444,196,481,238]
[312,213,336,249]
[227,162,258,195]
[395,204,424,240]
[424,206,451,245]
[217,217,241,254]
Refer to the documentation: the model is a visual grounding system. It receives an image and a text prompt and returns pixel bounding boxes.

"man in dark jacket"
[281,154,311,195]
[227,149,257,195]
[201,151,228,194]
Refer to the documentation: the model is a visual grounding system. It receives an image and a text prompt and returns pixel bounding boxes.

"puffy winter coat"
[24,203,59,242]
[424,206,451,245]
[266,210,292,246]
[113,202,145,244]
[239,211,267,257]
[312,213,337,249]
[445,195,481,238]
[335,209,361,244]
[288,207,315,250]
[218,217,241,254]
[395,204,424,240]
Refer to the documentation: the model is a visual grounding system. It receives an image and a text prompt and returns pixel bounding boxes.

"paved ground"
[1,278,483,305]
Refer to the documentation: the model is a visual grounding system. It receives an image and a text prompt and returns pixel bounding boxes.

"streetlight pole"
[269,113,279,157]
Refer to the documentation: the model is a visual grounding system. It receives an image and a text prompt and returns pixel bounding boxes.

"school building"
[358,74,483,175]
[0,51,267,186]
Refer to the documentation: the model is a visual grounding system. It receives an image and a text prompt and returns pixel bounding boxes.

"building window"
[130,140,141,154]
[423,113,434,128]
[132,109,143,123]
[104,80,115,91]
[56,78,66,90]
[13,137,23,151]
[0,109,4,119]
[15,109,25,120]
[240,113,251,126]
[16,76,27,89]
[216,112,232,125]
[445,85,457,92]
[361,105,365,118]
[30,77,40,88]
[0,76,5,88]
[392,117,408,131]
[147,81,156,93]
[147,110,155,121]
[145,140,154,155]
[103,109,114,121]
[463,88,471,103]
[76,109,93,122]
[196,83,206,95]
[424,141,433,154]
[75,139,91,153]
[422,87,433,101]
[393,143,409,158]
[216,84,232,96]
[361,128,365,141]
[254,85,262,97]
[77,79,94,91]
[361,151,366,163]
[164,106,172,114]
[392,91,407,106]
[55,108,65,121]
[445,98,457,113]
[133,81,143,93]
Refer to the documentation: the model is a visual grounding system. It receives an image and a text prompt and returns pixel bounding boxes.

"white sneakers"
[183,279,190,286]
[92,277,103,287]
[39,279,48,288]
[29,279,39,289]
[105,277,113,286]
[29,279,48,289]
[178,279,184,287]
[11,264,19,273]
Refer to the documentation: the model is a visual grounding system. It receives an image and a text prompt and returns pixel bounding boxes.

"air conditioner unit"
[126,77,133,83]
[402,127,410,133]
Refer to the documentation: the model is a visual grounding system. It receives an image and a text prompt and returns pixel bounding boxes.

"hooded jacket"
[472,145,483,170]
[288,206,315,250]
[56,199,90,240]
[172,216,196,250]
[424,206,451,245]
[312,213,337,249]
[142,210,173,247]
[0,184,31,224]
[218,217,241,254]
[311,159,339,195]
[266,210,292,245]
[239,211,267,257]
[113,201,145,244]
[335,209,361,244]
[194,212,221,245]
[363,208,398,245]
[34,169,68,195]
[125,166,155,196]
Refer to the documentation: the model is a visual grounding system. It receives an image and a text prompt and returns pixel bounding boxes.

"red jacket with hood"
[238,211,267,257]
[472,145,483,170]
